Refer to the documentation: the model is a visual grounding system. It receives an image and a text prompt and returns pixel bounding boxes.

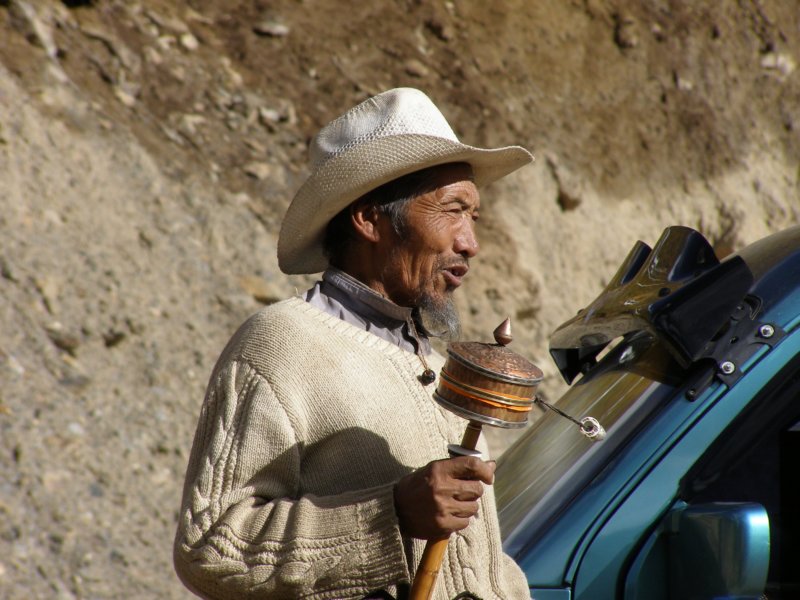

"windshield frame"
[497,332,689,558]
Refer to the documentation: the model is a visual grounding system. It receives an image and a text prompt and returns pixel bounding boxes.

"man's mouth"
[441,262,469,288]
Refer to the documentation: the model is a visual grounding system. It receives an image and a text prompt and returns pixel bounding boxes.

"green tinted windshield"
[496,334,680,542]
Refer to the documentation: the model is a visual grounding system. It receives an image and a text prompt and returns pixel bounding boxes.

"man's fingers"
[436,501,479,532]
[450,480,483,502]
[446,456,496,484]
[442,515,472,533]
[450,500,480,519]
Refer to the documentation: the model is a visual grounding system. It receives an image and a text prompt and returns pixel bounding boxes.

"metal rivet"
[759,324,775,339]
[719,361,736,375]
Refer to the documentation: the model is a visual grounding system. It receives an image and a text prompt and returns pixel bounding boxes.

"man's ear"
[350,200,382,243]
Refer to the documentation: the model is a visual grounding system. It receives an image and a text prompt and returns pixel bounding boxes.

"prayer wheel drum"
[433,320,543,429]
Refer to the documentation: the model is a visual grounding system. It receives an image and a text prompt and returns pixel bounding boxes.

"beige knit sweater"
[174,297,530,599]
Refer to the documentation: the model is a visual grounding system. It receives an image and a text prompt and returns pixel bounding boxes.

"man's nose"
[454,220,480,258]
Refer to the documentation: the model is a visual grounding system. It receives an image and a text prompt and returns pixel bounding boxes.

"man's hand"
[393,456,496,540]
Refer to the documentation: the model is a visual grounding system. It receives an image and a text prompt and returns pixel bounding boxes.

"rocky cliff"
[0,1,798,597]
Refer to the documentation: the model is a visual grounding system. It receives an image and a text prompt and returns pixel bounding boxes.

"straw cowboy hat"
[277,87,534,274]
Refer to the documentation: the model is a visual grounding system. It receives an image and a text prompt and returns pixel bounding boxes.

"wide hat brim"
[278,133,533,274]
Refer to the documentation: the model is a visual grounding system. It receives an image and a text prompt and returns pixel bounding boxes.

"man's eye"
[445,203,478,220]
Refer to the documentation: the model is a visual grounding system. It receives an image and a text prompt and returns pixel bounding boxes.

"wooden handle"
[408,536,449,600]
[409,421,483,600]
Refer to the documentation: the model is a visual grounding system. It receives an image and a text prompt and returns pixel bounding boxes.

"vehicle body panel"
[496,225,800,600]
[572,329,799,597]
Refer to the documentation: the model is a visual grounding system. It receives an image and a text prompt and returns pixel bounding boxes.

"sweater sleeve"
[173,359,410,599]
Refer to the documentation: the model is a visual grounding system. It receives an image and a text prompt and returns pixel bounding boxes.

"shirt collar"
[321,268,434,342]
[322,268,415,324]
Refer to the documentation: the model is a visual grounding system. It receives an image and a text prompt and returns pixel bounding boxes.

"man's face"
[378,163,480,328]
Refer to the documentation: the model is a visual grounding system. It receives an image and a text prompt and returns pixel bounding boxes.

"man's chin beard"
[417,291,461,340]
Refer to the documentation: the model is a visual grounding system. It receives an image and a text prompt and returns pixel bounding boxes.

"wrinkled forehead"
[408,167,481,215]
[410,162,476,198]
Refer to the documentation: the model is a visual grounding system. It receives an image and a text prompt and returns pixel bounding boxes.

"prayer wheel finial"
[493,317,513,346]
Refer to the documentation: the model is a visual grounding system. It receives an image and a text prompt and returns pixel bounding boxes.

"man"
[174,88,534,599]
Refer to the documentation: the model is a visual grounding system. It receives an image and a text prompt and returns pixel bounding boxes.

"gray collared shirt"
[304,268,431,356]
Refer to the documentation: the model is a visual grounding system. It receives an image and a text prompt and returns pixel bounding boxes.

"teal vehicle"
[496,225,800,600]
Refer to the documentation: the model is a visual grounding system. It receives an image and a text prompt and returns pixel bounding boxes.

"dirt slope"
[0,1,798,597]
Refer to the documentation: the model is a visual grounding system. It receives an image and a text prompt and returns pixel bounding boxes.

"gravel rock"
[253,20,290,37]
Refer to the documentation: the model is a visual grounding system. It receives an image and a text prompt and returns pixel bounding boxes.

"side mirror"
[625,501,770,600]
[669,502,770,600]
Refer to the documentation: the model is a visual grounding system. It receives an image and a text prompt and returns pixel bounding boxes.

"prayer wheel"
[410,318,542,600]
[433,323,543,429]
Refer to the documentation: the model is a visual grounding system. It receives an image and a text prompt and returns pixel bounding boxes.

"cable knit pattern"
[174,297,530,599]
